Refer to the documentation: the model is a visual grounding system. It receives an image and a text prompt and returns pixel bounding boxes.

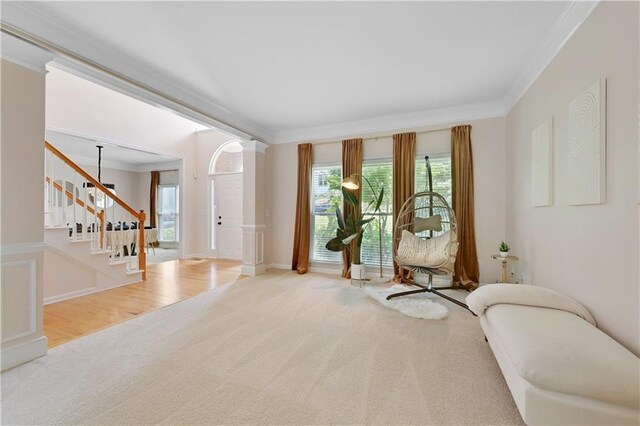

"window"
[310,165,342,262]
[360,161,394,267]
[415,156,452,205]
[310,161,394,267]
[158,184,179,242]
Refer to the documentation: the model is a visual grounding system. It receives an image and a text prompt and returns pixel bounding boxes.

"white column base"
[1,336,48,372]
[241,225,266,276]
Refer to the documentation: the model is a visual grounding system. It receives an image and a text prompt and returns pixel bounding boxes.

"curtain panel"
[292,143,313,274]
[451,125,479,289]
[392,132,416,282]
[149,171,160,228]
[341,138,363,278]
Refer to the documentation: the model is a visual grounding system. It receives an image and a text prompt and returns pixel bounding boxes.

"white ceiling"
[3,1,596,143]
[47,130,180,172]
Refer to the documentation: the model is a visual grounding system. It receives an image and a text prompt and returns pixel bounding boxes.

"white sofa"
[467,284,640,425]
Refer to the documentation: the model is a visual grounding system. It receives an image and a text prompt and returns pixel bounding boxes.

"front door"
[214,173,243,260]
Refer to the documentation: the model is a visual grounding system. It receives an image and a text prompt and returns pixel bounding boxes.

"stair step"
[69,239,92,244]
[90,250,110,255]
[127,269,144,275]
[45,226,70,230]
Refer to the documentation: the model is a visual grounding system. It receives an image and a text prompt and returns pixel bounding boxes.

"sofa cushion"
[485,304,639,410]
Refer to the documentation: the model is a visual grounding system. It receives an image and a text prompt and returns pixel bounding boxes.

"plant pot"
[350,263,366,287]
[500,251,509,258]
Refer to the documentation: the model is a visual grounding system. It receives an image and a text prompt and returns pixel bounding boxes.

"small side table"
[491,254,519,283]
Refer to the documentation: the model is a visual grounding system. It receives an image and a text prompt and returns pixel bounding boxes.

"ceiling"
[3,1,595,142]
[47,130,181,172]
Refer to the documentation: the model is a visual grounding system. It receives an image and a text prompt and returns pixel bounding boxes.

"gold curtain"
[451,125,479,289]
[149,171,160,229]
[392,132,416,282]
[292,143,313,274]
[341,138,363,278]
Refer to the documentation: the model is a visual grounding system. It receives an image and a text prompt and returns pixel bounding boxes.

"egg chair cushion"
[396,230,457,270]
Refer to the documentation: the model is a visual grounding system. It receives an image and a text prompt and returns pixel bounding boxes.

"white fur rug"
[365,284,449,319]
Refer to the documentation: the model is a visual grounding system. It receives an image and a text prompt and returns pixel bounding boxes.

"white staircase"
[43,141,147,303]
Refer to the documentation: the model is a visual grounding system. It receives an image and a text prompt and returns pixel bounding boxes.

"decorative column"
[1,34,55,370]
[240,139,268,276]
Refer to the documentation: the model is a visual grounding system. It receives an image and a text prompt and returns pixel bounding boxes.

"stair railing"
[44,141,146,280]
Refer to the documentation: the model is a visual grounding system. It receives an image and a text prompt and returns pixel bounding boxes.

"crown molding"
[0,31,55,73]
[504,0,600,110]
[271,100,509,144]
[1,2,273,142]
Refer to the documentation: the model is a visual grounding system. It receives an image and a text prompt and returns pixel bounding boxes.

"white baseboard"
[44,287,96,305]
[267,263,291,271]
[182,253,208,260]
[1,336,47,372]
[241,263,267,276]
[44,276,141,305]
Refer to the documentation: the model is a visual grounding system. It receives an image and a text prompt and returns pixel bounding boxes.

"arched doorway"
[209,141,243,260]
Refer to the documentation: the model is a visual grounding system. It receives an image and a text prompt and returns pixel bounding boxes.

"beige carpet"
[1,270,523,425]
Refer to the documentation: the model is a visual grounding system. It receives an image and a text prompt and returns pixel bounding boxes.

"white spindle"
[72,171,77,240]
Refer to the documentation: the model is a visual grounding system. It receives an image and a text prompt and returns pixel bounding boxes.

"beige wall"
[83,165,145,212]
[1,59,48,369]
[506,2,639,355]
[267,116,507,283]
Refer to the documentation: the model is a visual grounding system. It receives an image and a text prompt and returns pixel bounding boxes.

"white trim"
[267,263,291,271]
[0,259,37,343]
[271,100,508,144]
[504,0,600,109]
[1,336,48,372]
[136,160,182,173]
[1,242,47,256]
[182,253,208,260]
[0,32,55,73]
[209,140,246,175]
[42,276,141,305]
[241,263,267,276]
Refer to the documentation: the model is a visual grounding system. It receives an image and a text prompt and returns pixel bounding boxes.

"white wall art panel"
[531,117,553,206]
[567,79,607,205]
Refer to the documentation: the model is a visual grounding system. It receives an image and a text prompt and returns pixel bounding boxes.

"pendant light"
[83,145,117,209]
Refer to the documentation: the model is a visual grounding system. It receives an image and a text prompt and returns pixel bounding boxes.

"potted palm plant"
[325,175,384,283]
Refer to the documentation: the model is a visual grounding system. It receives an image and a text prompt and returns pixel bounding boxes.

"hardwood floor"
[43,259,244,348]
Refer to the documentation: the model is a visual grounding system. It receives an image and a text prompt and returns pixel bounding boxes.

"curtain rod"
[0,23,261,141]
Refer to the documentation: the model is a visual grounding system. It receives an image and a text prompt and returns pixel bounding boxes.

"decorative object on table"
[499,241,510,257]
[567,78,607,205]
[83,145,116,209]
[325,174,384,287]
[365,284,448,319]
[385,156,472,313]
[491,253,519,283]
[531,117,553,207]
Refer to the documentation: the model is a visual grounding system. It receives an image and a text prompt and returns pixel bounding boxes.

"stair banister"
[45,141,147,280]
